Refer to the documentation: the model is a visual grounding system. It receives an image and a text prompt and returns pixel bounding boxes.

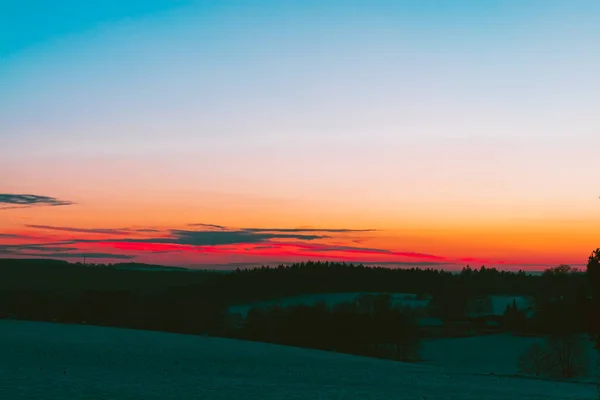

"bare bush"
[518,335,590,379]
[545,335,590,379]
[518,343,551,377]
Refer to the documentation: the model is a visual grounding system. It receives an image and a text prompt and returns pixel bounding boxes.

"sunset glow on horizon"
[2,1,599,270]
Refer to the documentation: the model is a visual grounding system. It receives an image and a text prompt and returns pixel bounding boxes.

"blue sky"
[3,0,597,56]
[1,0,193,56]
[2,0,598,158]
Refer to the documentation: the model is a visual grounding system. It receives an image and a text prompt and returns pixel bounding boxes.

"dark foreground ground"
[0,320,596,400]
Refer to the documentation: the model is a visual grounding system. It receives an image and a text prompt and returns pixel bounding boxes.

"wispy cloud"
[86,229,329,246]
[247,241,446,260]
[22,224,372,246]
[300,244,401,254]
[0,194,74,209]
[26,225,130,235]
[0,233,28,239]
[188,223,376,234]
[0,244,79,252]
[298,243,445,259]
[7,222,449,266]
[16,252,135,260]
[0,243,135,260]
[245,228,376,233]
[188,223,228,230]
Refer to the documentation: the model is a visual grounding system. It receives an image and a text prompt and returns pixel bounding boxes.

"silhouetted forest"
[225,262,580,302]
[241,294,421,361]
[1,251,599,364]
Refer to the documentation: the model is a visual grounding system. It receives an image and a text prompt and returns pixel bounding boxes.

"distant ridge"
[0,258,189,271]
[0,258,70,267]
[0,258,550,275]
[110,262,190,271]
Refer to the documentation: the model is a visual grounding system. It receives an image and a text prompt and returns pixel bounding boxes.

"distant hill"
[110,262,190,272]
[0,259,189,271]
[0,258,70,267]
[0,258,219,293]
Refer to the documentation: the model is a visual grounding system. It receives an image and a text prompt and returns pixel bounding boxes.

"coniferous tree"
[586,249,600,349]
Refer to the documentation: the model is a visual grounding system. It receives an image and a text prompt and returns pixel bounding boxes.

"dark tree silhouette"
[587,249,600,349]
[503,298,527,332]
[237,294,421,361]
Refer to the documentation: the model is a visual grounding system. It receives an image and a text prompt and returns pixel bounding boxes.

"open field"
[0,320,597,400]
[421,334,600,381]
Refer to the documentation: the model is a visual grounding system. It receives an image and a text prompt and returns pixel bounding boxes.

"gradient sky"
[1,0,599,270]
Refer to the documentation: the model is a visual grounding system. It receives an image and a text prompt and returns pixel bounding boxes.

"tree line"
[241,294,420,361]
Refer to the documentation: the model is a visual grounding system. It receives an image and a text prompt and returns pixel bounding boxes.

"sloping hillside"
[0,320,596,400]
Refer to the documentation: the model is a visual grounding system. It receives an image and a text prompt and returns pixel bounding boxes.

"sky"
[1,0,599,270]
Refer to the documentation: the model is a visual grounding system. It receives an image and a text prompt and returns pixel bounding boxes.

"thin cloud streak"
[0,233,28,239]
[262,242,446,260]
[16,252,135,260]
[25,225,131,235]
[188,223,228,230]
[87,229,329,246]
[244,228,377,233]
[0,194,74,209]
[188,223,377,233]
[0,244,80,252]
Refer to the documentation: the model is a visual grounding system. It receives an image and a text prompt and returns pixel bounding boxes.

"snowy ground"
[1,320,598,400]
[228,292,533,317]
[422,334,600,380]
[228,292,430,316]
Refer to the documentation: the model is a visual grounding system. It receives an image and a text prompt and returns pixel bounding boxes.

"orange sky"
[1,192,599,270]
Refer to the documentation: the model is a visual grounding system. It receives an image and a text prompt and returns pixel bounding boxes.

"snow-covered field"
[228,292,430,316]
[421,334,599,380]
[1,320,598,400]
[228,292,533,317]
